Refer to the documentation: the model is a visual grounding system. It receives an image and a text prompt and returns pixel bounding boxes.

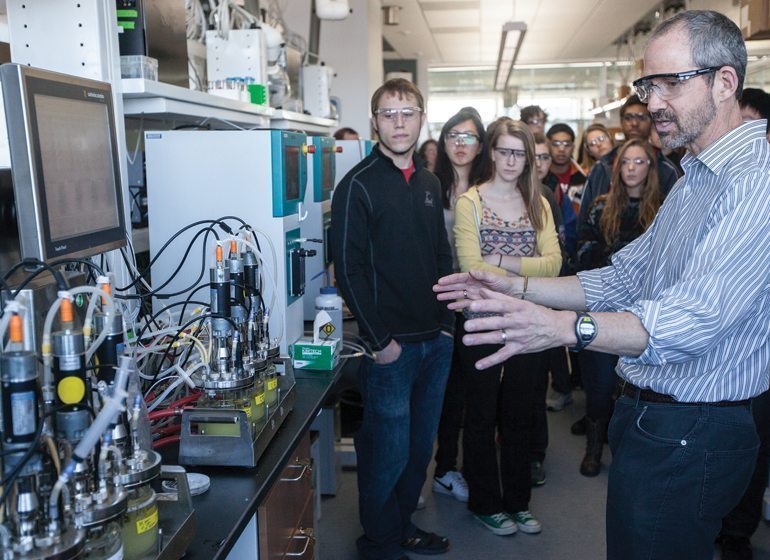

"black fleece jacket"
[331,145,454,351]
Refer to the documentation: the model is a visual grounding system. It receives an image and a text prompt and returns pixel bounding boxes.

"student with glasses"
[575,139,662,478]
[579,95,680,227]
[430,107,488,506]
[453,118,561,536]
[544,123,585,268]
[332,78,454,560]
[520,105,548,136]
[578,123,614,172]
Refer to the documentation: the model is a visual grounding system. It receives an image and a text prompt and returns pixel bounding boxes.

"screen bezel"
[2,64,127,263]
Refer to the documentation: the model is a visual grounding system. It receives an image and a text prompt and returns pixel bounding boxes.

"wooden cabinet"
[258,433,316,559]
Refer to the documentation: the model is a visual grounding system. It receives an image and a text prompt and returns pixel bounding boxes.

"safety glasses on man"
[632,66,721,102]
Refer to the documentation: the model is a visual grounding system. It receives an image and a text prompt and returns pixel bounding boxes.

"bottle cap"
[320,287,338,295]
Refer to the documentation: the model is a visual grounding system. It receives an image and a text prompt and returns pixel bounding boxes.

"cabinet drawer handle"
[286,532,315,557]
[280,463,310,482]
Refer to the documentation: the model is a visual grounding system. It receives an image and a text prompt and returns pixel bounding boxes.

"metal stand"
[178,365,297,467]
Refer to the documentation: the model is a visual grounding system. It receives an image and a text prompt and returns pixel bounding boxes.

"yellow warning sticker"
[267,378,278,391]
[321,322,335,336]
[243,405,252,418]
[136,509,158,535]
[253,392,265,405]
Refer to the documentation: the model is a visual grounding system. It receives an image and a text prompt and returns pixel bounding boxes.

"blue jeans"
[355,334,453,560]
[607,395,759,560]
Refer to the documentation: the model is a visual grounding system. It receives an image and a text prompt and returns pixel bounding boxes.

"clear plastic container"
[120,55,158,81]
[121,484,159,560]
[198,388,253,436]
[263,364,278,407]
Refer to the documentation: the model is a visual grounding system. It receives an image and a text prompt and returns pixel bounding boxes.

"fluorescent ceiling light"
[494,21,527,91]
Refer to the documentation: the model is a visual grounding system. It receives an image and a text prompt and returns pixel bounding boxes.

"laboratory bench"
[172,371,343,560]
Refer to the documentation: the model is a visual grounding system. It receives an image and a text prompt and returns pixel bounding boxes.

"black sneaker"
[401,528,450,555]
[530,460,546,487]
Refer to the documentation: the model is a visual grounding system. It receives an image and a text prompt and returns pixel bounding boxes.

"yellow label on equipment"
[253,392,265,405]
[267,378,277,391]
[243,405,252,418]
[136,509,158,535]
[321,322,335,336]
[57,376,86,404]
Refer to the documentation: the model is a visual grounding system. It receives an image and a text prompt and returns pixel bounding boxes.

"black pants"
[459,319,546,514]
[721,388,770,539]
[579,350,618,422]
[434,313,466,477]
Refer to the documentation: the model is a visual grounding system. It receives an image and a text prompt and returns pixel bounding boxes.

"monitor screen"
[34,95,121,242]
[1,64,126,262]
[284,144,300,201]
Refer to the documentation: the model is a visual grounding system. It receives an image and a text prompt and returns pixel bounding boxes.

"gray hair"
[649,10,747,99]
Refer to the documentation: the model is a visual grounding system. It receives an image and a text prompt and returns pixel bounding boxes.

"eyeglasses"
[632,66,721,103]
[526,118,544,126]
[374,106,423,121]
[535,153,552,161]
[550,140,573,148]
[587,134,608,147]
[494,148,527,161]
[620,157,650,166]
[622,112,651,123]
[446,131,480,146]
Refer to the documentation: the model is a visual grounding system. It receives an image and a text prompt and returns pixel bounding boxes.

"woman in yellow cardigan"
[453,118,561,536]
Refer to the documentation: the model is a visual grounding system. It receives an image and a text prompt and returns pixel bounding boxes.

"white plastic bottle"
[315,287,344,340]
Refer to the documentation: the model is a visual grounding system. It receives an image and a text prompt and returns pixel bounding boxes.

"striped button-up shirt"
[577,119,770,402]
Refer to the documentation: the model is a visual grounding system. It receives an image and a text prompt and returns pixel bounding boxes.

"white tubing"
[147,376,185,412]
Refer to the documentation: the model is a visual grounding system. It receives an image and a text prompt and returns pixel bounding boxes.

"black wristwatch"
[569,312,597,353]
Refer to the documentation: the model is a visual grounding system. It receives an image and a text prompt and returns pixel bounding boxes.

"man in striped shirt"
[434,10,769,560]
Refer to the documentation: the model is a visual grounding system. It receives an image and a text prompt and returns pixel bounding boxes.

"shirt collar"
[682,119,767,175]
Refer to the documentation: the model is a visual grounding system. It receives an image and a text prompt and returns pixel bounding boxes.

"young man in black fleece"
[331,78,455,560]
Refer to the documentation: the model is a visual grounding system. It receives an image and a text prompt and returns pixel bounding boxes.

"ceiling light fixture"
[494,21,527,91]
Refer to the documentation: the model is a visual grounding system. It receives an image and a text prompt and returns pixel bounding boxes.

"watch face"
[578,316,597,339]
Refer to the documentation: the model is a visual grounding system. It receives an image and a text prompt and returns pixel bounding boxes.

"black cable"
[116,225,219,300]
[9,262,69,300]
[134,299,208,342]
[116,216,247,293]
[147,313,236,388]
[49,258,105,278]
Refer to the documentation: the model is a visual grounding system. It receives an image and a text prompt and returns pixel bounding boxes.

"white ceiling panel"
[384,0,668,67]
[424,9,480,28]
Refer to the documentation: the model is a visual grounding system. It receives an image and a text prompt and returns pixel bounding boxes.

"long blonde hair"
[598,139,662,243]
[484,117,545,231]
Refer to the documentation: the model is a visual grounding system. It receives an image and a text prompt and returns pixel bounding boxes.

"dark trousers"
[355,335,453,560]
[607,395,759,560]
[547,346,572,394]
[459,318,546,514]
[434,313,466,477]
[529,360,549,463]
[579,350,618,422]
[721,388,770,539]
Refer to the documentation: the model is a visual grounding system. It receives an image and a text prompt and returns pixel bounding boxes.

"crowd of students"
[331,12,770,558]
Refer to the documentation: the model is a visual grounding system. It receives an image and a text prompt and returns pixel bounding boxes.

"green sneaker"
[474,512,517,535]
[511,510,542,534]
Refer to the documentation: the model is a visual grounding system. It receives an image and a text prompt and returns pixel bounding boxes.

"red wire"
[148,408,182,422]
[153,423,182,438]
[168,392,203,408]
[152,435,180,449]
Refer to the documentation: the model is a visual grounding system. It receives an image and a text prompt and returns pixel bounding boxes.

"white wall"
[281,0,383,138]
